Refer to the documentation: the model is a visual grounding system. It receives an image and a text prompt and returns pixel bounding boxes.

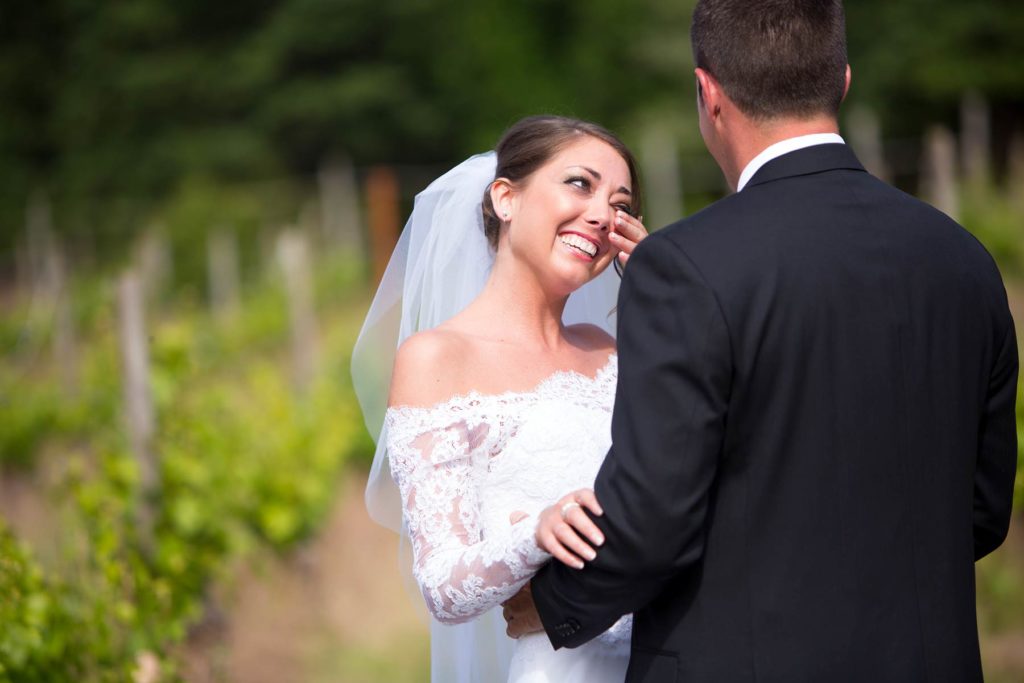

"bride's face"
[501,137,633,297]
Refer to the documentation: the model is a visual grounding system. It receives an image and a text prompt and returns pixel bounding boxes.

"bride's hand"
[610,210,648,268]
[535,489,605,569]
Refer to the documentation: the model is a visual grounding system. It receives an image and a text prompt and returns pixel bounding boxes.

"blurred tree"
[1,0,1021,259]
[0,0,690,257]
[846,0,1024,169]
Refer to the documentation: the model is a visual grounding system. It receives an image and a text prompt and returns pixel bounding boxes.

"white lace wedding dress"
[384,352,631,682]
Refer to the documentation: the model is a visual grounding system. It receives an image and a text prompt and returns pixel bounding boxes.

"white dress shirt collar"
[736,133,846,192]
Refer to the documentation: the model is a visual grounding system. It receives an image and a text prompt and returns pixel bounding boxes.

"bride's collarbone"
[391,326,613,409]
[440,350,613,403]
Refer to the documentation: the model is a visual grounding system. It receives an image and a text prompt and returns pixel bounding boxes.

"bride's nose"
[584,202,612,232]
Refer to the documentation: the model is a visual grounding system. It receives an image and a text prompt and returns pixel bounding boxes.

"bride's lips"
[558,230,603,261]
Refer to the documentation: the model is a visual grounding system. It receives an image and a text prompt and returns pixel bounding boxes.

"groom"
[505,0,1018,680]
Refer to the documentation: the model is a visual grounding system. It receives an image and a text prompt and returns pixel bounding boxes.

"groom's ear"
[841,64,852,103]
[694,68,721,120]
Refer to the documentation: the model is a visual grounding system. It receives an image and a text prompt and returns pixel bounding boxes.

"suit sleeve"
[531,232,732,649]
[974,313,1018,560]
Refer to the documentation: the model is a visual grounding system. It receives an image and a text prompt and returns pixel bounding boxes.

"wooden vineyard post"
[1009,132,1024,213]
[921,126,959,220]
[138,228,173,310]
[117,269,158,546]
[848,105,890,183]
[365,165,400,284]
[25,191,54,300]
[959,92,991,188]
[48,242,78,396]
[640,126,684,226]
[318,156,364,251]
[276,229,319,393]
[207,229,241,323]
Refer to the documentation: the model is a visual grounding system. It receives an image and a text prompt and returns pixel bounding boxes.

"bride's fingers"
[562,505,604,549]
[538,516,591,570]
[556,522,597,565]
[564,510,605,548]
[509,510,528,524]
[574,489,604,517]
[538,528,584,569]
[612,211,648,252]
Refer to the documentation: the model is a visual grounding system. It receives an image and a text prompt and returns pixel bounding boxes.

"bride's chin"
[539,256,605,295]
[550,272,596,298]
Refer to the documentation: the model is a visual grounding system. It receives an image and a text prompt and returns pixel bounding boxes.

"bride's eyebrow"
[566,165,631,196]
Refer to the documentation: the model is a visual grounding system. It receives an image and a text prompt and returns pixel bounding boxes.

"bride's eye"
[614,203,633,216]
[565,176,591,191]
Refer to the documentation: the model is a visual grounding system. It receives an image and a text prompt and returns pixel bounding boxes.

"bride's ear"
[490,177,516,222]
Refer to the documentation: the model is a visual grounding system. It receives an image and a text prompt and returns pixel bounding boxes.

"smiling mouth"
[559,233,599,258]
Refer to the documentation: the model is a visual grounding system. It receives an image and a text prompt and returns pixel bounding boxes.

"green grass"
[310,630,429,683]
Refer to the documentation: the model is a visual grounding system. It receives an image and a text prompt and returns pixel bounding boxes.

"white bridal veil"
[351,151,620,681]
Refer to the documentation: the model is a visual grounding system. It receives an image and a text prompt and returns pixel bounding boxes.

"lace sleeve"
[385,407,551,624]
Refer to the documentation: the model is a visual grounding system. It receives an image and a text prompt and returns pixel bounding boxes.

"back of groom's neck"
[726,113,841,189]
[755,113,841,146]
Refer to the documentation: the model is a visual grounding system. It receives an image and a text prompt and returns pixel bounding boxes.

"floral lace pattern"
[385,353,631,654]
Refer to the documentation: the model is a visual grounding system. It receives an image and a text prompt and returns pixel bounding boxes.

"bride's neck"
[473,255,569,351]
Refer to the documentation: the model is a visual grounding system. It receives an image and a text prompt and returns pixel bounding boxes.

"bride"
[353,115,648,682]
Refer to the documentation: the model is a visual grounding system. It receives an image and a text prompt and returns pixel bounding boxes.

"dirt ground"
[182,472,1024,683]
[182,471,429,683]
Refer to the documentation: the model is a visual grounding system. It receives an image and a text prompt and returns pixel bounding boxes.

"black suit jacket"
[531,144,1018,682]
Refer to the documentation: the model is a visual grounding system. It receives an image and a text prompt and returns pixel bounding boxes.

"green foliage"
[961,186,1024,278]
[2,0,1023,252]
[845,0,1024,138]
[0,296,120,470]
[0,519,128,683]
[0,521,61,680]
[0,253,373,681]
[1017,382,1024,515]
[976,528,1024,635]
[958,182,1024,513]
[0,0,693,250]
[0,386,58,468]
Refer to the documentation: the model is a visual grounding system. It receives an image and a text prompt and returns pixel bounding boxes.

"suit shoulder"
[879,182,1006,273]
[656,191,752,246]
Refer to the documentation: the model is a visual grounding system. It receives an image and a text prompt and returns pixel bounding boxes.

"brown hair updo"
[481,115,643,251]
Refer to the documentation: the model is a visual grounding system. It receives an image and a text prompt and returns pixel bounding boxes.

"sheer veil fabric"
[352,151,620,682]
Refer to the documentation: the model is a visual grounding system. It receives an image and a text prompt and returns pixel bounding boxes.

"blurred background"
[0,1,1022,681]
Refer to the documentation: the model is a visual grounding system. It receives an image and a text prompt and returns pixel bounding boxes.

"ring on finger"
[560,501,582,520]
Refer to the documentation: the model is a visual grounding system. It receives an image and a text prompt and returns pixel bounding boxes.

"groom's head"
[691,0,850,184]
[692,0,848,120]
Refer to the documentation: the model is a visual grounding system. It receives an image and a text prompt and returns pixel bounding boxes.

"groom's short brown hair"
[691,0,848,121]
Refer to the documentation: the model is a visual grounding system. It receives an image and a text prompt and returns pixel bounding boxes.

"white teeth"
[560,234,598,257]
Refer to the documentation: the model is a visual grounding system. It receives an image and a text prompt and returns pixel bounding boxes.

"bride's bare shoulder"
[388,328,476,409]
[565,323,616,354]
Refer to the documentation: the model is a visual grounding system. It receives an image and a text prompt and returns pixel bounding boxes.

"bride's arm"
[386,411,551,624]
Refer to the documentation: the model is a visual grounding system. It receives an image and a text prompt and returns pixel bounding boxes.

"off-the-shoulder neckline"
[385,352,617,416]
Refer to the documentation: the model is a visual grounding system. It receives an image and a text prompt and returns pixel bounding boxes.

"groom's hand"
[502,583,543,638]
